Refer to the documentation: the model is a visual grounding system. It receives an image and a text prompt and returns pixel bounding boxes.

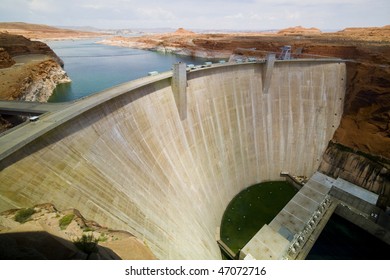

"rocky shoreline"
[14,57,70,102]
[99,26,390,58]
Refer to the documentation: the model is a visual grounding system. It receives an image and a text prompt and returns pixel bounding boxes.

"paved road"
[0,100,69,115]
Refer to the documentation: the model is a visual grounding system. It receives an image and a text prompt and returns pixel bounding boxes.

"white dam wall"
[0,61,346,259]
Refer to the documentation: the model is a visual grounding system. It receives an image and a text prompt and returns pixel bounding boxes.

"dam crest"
[0,59,346,259]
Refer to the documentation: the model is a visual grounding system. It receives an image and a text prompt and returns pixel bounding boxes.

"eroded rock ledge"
[17,58,70,102]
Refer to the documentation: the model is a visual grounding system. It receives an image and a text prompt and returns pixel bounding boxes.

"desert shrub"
[14,208,35,223]
[59,214,75,230]
[98,233,108,242]
[73,234,99,255]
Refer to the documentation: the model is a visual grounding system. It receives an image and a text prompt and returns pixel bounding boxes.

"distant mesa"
[277,26,322,35]
[173,28,196,35]
[339,25,390,33]
[337,25,390,37]
[0,21,104,40]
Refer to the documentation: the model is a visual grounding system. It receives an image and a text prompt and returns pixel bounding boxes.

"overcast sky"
[1,0,389,31]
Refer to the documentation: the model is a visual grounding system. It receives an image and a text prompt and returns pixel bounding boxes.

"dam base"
[239,172,390,260]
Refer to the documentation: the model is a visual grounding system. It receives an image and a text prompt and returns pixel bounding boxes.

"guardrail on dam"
[0,59,346,259]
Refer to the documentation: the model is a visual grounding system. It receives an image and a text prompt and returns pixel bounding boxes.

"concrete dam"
[0,59,346,259]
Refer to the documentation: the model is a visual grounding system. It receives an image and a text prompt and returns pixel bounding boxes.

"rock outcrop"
[17,59,71,102]
[0,48,15,69]
[0,203,156,260]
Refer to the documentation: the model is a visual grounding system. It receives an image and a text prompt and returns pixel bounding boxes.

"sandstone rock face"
[319,142,390,208]
[18,59,70,102]
[334,60,390,159]
[0,57,71,102]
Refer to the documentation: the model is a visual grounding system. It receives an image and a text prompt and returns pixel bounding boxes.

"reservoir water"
[47,38,217,102]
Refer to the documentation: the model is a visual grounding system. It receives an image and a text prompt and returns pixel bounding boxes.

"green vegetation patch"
[59,214,75,230]
[220,181,297,254]
[14,208,35,223]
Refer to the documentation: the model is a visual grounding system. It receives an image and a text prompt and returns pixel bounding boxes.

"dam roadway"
[0,59,346,259]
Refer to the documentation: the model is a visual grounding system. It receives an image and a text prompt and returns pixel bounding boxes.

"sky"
[0,0,389,31]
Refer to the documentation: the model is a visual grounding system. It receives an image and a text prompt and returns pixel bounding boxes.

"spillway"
[0,60,346,259]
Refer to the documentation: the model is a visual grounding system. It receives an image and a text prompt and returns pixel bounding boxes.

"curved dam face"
[0,61,345,259]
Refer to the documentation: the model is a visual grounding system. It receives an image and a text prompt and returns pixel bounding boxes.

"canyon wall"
[0,61,345,259]
[319,142,390,208]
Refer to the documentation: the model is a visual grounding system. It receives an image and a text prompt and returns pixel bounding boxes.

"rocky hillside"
[0,32,64,67]
[0,203,156,260]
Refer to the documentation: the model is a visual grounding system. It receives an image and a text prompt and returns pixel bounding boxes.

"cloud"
[224,13,244,19]
[136,7,176,21]
[29,0,58,13]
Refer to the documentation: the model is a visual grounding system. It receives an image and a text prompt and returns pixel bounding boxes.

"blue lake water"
[47,39,218,102]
